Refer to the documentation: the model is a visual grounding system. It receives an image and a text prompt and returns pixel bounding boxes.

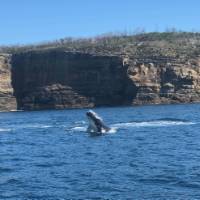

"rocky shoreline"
[1,32,200,111]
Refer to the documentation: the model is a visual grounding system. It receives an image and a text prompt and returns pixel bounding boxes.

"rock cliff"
[1,32,200,111]
[0,54,16,111]
[128,58,200,104]
[11,51,136,110]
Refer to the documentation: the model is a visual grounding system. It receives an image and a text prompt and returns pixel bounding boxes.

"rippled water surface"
[1,104,200,199]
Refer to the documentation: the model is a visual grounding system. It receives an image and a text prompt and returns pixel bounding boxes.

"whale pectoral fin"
[96,124,102,133]
[93,119,102,133]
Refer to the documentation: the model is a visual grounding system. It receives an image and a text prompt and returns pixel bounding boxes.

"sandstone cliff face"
[0,54,16,111]
[12,51,136,110]
[10,49,200,111]
[127,57,200,105]
[2,32,200,112]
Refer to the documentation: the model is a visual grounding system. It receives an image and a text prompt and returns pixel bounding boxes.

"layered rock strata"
[0,54,16,111]
[128,57,200,105]
[1,47,200,111]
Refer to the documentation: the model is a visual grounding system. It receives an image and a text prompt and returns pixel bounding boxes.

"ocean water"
[0,104,200,200]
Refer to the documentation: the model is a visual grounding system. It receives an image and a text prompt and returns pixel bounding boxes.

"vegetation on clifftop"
[1,31,200,60]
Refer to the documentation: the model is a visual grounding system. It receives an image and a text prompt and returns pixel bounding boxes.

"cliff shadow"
[11,51,138,110]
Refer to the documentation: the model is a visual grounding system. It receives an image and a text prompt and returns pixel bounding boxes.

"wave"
[2,118,194,134]
[70,126,87,132]
[0,124,52,132]
[27,125,52,129]
[0,128,11,132]
[112,118,195,129]
[67,118,195,133]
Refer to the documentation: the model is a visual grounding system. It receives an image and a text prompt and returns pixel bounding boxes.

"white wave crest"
[0,128,11,132]
[5,124,53,131]
[113,120,195,128]
[70,126,87,132]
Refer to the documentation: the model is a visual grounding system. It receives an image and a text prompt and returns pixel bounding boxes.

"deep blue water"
[0,104,200,200]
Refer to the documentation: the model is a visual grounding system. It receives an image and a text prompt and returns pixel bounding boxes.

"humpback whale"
[86,110,111,134]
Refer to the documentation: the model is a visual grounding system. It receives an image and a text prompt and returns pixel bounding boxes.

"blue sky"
[0,0,199,45]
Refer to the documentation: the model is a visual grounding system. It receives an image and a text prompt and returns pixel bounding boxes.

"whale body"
[86,110,111,134]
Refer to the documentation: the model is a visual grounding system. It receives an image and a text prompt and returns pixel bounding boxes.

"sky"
[0,0,200,45]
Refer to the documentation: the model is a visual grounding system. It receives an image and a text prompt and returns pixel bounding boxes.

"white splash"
[107,128,117,133]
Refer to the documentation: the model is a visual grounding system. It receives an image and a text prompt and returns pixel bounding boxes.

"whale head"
[86,110,110,134]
